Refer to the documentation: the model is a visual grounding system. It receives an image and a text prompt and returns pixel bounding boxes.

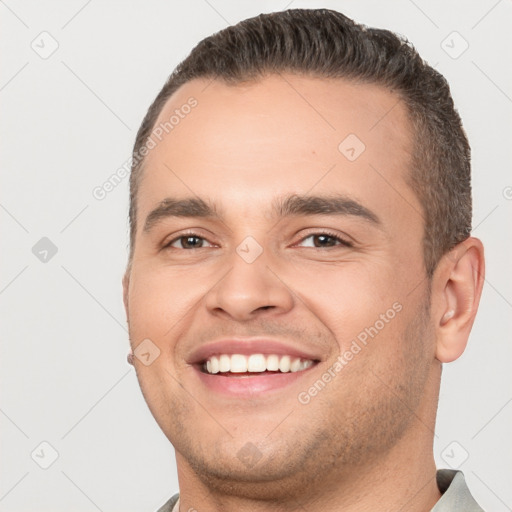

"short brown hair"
[128,8,472,276]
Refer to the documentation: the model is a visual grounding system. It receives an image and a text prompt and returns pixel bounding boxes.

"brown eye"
[180,236,204,248]
[166,234,212,249]
[297,232,352,248]
[312,234,337,247]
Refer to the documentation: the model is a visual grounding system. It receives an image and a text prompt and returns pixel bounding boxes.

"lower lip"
[194,366,316,396]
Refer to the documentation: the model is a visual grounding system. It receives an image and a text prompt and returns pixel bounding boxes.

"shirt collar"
[431,469,484,511]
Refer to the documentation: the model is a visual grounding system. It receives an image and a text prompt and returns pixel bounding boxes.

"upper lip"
[187,337,323,365]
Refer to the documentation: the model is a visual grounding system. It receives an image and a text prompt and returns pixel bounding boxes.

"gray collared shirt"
[432,469,484,511]
[157,469,484,511]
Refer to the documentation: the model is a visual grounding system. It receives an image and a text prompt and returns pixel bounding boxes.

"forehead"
[137,73,418,225]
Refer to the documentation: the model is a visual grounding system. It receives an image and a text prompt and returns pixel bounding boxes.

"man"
[123,8,485,511]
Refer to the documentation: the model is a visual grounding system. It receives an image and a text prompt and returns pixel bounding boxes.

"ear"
[122,269,130,319]
[431,237,485,363]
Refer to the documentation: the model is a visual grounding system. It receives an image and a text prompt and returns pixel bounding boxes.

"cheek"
[127,265,200,343]
[276,258,404,349]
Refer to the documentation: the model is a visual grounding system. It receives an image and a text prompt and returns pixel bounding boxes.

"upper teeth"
[204,354,314,374]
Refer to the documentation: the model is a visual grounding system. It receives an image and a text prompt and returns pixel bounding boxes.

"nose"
[204,248,295,322]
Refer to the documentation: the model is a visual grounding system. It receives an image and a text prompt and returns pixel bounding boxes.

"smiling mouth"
[200,353,318,375]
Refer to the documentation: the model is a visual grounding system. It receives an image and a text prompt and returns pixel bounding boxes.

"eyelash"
[163,230,353,250]
[297,230,353,248]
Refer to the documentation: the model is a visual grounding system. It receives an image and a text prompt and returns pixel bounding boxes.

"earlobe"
[434,237,485,363]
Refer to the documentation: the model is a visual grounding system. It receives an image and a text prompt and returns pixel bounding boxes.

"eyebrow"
[274,194,380,224]
[143,197,221,233]
[143,194,381,233]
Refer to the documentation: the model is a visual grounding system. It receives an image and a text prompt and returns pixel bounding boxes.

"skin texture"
[123,74,485,511]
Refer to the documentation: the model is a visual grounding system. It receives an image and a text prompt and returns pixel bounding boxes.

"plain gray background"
[1,1,511,511]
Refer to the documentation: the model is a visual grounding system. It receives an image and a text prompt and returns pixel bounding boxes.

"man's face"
[124,75,437,494]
